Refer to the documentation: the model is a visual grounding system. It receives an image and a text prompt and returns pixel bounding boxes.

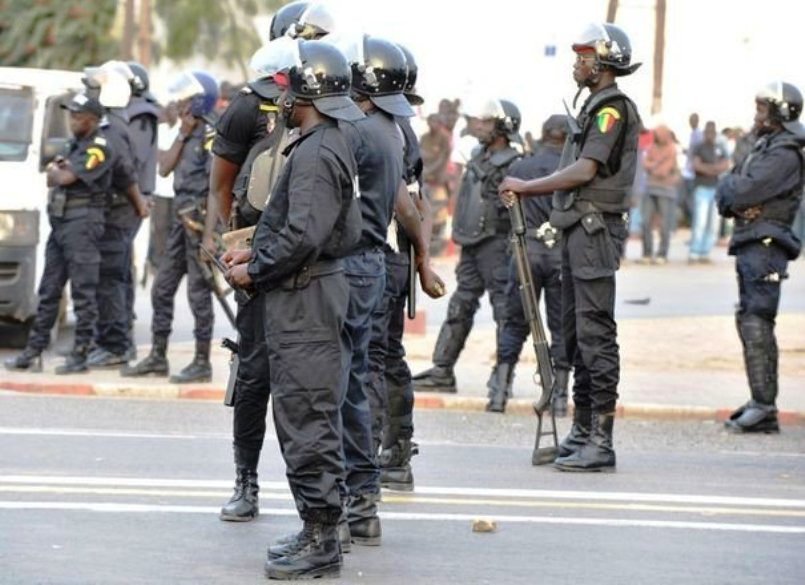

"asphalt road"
[1,394,803,584]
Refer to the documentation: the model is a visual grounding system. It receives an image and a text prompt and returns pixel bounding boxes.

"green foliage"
[155,0,290,80]
[0,0,117,69]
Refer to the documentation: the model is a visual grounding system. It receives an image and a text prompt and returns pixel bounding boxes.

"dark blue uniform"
[338,109,404,504]
[716,129,803,431]
[26,132,113,354]
[498,145,567,371]
[149,123,215,343]
[95,110,139,357]
[247,118,361,525]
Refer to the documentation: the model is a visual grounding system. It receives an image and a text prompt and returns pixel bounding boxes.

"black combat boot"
[219,446,260,522]
[121,335,169,377]
[379,438,419,491]
[268,519,351,560]
[169,340,212,384]
[347,493,381,546]
[485,363,514,413]
[557,406,592,458]
[87,347,127,368]
[264,519,342,580]
[4,347,43,372]
[554,412,616,472]
[412,365,456,393]
[551,368,570,417]
[55,345,90,374]
[725,315,780,433]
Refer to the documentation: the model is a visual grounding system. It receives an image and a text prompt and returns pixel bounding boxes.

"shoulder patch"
[595,106,622,134]
[85,146,106,170]
[259,102,279,113]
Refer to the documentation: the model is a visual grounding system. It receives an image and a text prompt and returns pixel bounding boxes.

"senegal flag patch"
[596,107,621,133]
[85,146,106,170]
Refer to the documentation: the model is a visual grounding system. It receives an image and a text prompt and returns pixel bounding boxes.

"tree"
[0,0,117,69]
[154,0,289,81]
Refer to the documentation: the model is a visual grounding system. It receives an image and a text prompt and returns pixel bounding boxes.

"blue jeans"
[690,185,719,257]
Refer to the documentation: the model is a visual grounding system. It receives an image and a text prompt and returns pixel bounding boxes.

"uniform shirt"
[212,90,270,166]
[340,109,405,251]
[578,97,629,168]
[101,110,137,194]
[126,95,160,194]
[63,130,115,205]
[247,119,360,291]
[173,123,214,199]
[508,144,561,228]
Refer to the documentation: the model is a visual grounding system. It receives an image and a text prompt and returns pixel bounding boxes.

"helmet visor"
[168,72,206,101]
[250,37,302,78]
[756,81,785,105]
[82,67,131,108]
[572,22,609,53]
[462,97,505,121]
[289,4,335,39]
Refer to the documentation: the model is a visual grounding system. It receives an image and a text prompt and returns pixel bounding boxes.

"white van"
[0,67,84,346]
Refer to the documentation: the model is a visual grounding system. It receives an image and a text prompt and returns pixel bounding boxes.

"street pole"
[652,0,667,115]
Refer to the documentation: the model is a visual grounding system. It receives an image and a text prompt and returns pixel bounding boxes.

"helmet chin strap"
[573,63,601,108]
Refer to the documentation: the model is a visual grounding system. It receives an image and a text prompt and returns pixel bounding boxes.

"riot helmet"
[279,40,363,122]
[333,34,413,117]
[269,1,334,41]
[248,36,301,100]
[499,99,522,143]
[572,23,641,77]
[82,64,132,109]
[397,43,424,106]
[169,70,219,117]
[756,81,804,135]
[126,62,149,94]
[462,98,519,144]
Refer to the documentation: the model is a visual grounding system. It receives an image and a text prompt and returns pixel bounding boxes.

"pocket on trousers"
[568,225,619,280]
[274,328,342,393]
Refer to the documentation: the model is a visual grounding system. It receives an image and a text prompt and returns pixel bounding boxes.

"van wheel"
[0,318,33,349]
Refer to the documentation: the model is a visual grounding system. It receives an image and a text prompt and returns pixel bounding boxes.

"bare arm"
[499,158,599,199]
[202,155,240,250]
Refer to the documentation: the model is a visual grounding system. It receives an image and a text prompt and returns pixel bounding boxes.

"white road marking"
[0,501,803,534]
[2,475,803,509]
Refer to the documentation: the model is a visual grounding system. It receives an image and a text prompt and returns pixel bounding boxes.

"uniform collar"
[282,119,337,156]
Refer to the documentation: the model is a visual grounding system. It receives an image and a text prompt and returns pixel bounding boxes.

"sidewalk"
[2,231,804,424]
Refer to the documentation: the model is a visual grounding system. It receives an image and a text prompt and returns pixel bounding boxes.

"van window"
[39,92,75,170]
[0,85,34,162]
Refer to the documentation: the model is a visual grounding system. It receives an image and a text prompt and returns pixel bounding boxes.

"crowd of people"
[3,2,804,581]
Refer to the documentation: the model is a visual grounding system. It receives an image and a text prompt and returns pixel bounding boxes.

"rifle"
[176,204,237,328]
[508,195,558,465]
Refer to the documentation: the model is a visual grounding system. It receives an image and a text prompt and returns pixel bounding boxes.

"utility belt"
[48,189,101,218]
[526,222,561,248]
[279,258,343,290]
[108,191,130,208]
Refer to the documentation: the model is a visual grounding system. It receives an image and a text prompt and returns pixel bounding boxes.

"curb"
[1,380,803,425]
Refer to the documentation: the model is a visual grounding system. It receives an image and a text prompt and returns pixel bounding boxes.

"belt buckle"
[294,266,311,289]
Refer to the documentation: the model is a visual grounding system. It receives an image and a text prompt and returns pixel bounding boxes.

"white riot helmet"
[83,64,132,109]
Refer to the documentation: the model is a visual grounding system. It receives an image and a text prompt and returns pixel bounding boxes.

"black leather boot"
[219,446,259,522]
[554,412,616,472]
[412,365,456,393]
[379,438,419,491]
[87,347,128,368]
[485,363,514,413]
[55,345,89,374]
[268,519,351,560]
[551,368,570,417]
[4,347,43,372]
[557,406,591,458]
[726,315,780,433]
[169,340,212,383]
[347,493,381,546]
[264,520,342,580]
[121,335,169,377]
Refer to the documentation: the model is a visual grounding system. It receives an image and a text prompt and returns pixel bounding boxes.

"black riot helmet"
[396,43,423,106]
[285,40,363,122]
[347,35,413,117]
[269,1,334,41]
[572,23,641,77]
[756,81,804,135]
[127,61,149,94]
[498,99,522,143]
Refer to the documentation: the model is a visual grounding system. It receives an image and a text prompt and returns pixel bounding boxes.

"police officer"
[487,114,571,415]
[717,82,805,433]
[4,95,114,374]
[89,61,160,367]
[369,43,443,491]
[413,98,522,394]
[82,63,150,367]
[203,3,335,523]
[499,23,641,472]
[122,71,220,383]
[223,39,363,580]
[332,33,442,545]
